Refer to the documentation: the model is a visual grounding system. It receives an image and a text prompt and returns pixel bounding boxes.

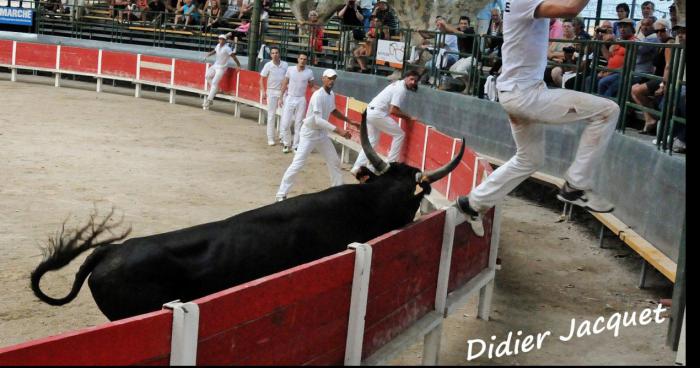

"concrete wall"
[2,31,685,262]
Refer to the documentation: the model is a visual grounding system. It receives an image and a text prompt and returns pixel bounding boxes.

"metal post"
[594,0,603,27]
[163,301,200,365]
[345,242,373,366]
[247,0,262,71]
[667,215,685,350]
[598,224,606,248]
[478,204,502,321]
[638,259,648,289]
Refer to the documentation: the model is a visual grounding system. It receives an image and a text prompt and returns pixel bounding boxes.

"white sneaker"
[276,196,286,202]
[268,140,276,146]
[282,145,290,154]
[202,99,211,110]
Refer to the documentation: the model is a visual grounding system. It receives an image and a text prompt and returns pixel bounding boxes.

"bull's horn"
[423,138,466,183]
[360,110,389,174]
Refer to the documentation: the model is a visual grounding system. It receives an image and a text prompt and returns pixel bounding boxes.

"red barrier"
[236,69,261,102]
[216,67,238,96]
[15,42,56,70]
[139,55,172,85]
[424,130,457,195]
[101,50,137,79]
[174,59,205,90]
[0,40,13,65]
[59,46,99,75]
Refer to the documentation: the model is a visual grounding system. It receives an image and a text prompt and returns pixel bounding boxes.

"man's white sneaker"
[276,196,286,202]
[282,145,290,154]
[202,99,211,110]
[557,182,614,213]
[455,196,485,237]
[268,140,276,146]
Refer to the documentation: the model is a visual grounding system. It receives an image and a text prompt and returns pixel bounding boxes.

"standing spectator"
[278,52,316,153]
[359,0,374,33]
[613,3,634,38]
[202,34,241,110]
[372,0,398,37]
[549,18,563,39]
[350,70,420,177]
[635,1,655,39]
[630,19,672,135]
[275,69,358,202]
[259,47,289,146]
[338,0,365,41]
[598,18,636,97]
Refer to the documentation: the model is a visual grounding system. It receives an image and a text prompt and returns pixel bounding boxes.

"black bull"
[31,112,465,321]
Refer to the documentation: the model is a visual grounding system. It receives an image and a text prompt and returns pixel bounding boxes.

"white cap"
[218,34,227,39]
[323,69,337,78]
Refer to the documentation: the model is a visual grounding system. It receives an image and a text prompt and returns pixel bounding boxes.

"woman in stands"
[203,0,222,30]
[300,10,325,65]
[352,16,384,73]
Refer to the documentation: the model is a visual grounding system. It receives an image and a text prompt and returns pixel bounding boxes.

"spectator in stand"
[418,17,459,84]
[669,4,677,36]
[475,0,503,35]
[581,20,612,91]
[549,18,563,39]
[655,21,685,152]
[598,18,636,97]
[613,3,635,38]
[359,0,374,33]
[147,0,166,25]
[173,0,200,27]
[164,0,178,18]
[546,19,576,87]
[438,16,477,91]
[222,0,242,21]
[338,0,365,41]
[261,0,273,35]
[484,7,503,54]
[299,10,324,65]
[630,19,672,135]
[372,0,398,37]
[635,1,655,39]
[572,17,590,40]
[353,16,384,73]
[238,0,253,19]
[45,0,62,13]
[633,17,659,80]
[110,0,129,19]
[203,0,222,30]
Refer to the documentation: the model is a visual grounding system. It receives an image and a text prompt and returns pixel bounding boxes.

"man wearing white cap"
[276,69,358,201]
[350,69,419,178]
[278,52,315,153]
[259,46,288,146]
[202,34,241,110]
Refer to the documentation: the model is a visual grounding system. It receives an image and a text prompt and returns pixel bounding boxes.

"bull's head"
[357,110,464,199]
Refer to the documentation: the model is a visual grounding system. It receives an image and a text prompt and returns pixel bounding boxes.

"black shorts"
[645,79,662,93]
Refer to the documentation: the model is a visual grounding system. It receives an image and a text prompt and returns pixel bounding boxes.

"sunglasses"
[654,29,667,33]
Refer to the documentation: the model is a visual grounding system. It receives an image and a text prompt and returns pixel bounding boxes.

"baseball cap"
[323,69,337,78]
[218,34,227,39]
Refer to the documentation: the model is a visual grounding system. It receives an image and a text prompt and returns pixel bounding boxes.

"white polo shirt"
[301,87,337,140]
[213,43,235,69]
[260,60,288,93]
[285,66,315,97]
[496,0,549,92]
[367,80,408,116]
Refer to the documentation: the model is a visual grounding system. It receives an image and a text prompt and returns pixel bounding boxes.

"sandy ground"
[0,75,677,364]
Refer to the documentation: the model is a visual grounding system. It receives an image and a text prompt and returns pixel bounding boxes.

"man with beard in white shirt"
[276,69,358,201]
[259,46,289,146]
[278,52,316,153]
[456,0,620,237]
[350,70,419,179]
[202,34,241,110]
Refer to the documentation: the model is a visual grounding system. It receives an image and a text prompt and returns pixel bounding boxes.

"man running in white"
[278,52,315,153]
[259,46,288,146]
[350,70,420,177]
[276,69,358,201]
[202,34,241,110]
[456,0,619,237]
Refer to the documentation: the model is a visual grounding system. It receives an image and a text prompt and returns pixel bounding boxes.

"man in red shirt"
[597,18,635,97]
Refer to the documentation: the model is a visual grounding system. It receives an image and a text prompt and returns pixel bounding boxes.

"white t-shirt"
[285,66,315,97]
[301,88,337,139]
[443,34,459,53]
[260,60,288,92]
[367,80,408,116]
[213,43,235,68]
[496,0,548,92]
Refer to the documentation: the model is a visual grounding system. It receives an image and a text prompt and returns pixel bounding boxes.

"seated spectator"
[173,0,201,28]
[439,16,477,78]
[597,18,636,97]
[202,0,223,29]
[545,18,576,86]
[572,17,591,40]
[45,0,63,13]
[238,0,253,19]
[222,0,242,21]
[110,0,129,18]
[482,8,503,64]
[372,0,398,37]
[124,0,148,22]
[612,3,635,38]
[417,17,459,84]
[164,0,178,19]
[635,1,655,39]
[352,17,384,73]
[147,0,167,25]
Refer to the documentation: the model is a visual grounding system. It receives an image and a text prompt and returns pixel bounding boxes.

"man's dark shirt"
[457,26,476,54]
[341,5,363,27]
[149,0,166,12]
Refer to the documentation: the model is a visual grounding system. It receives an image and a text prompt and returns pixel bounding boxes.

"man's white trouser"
[280,95,307,148]
[469,81,619,213]
[351,111,405,173]
[277,136,344,198]
[205,66,227,102]
[266,89,281,142]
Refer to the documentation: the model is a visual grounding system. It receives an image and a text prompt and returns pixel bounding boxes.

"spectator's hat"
[218,34,227,39]
[323,69,337,78]
[377,0,388,3]
[673,20,686,30]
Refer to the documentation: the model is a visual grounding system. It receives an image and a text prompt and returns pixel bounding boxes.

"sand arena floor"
[0,75,677,364]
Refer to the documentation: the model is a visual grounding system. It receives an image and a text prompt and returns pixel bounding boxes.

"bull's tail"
[30,208,131,306]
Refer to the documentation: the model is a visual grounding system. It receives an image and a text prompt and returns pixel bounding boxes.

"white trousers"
[266,90,281,142]
[469,81,619,213]
[205,66,226,102]
[280,95,307,148]
[277,136,344,198]
[351,112,405,173]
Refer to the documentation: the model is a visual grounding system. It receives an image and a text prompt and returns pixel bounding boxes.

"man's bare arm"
[331,109,359,126]
[534,0,590,19]
[389,105,413,121]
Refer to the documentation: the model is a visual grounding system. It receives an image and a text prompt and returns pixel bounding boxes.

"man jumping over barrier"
[456,0,620,237]
[202,34,241,110]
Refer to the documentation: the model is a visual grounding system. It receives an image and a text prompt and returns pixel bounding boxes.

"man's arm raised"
[534,0,590,19]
